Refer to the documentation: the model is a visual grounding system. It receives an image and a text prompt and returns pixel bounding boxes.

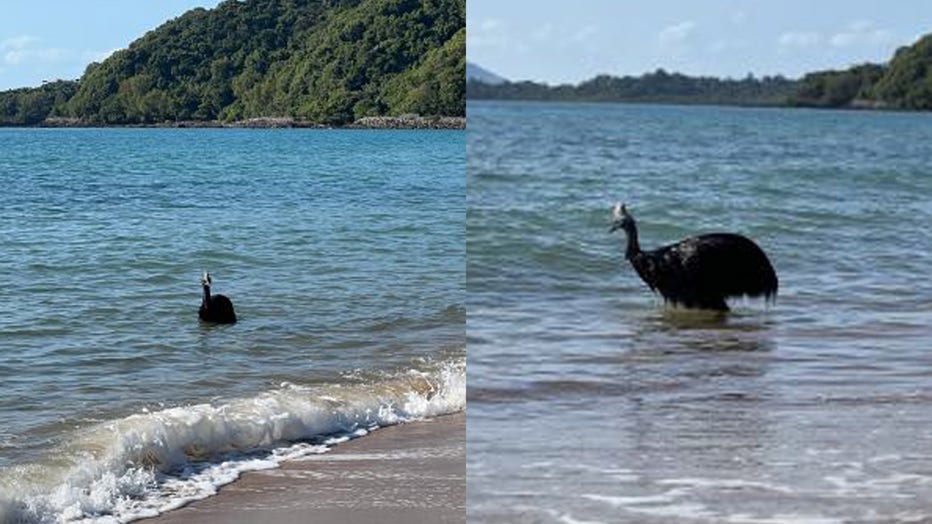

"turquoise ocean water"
[0,128,465,521]
[468,101,932,523]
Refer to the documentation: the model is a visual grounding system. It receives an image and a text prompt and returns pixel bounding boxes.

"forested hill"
[0,0,465,126]
[790,33,932,110]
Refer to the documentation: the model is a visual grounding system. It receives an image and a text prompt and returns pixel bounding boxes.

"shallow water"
[467,101,932,523]
[0,128,465,521]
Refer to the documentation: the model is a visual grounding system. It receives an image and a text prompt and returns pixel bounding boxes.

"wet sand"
[141,412,465,524]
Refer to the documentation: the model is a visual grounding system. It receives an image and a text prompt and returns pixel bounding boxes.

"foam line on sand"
[140,412,465,524]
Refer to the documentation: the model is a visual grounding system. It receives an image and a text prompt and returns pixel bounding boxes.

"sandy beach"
[141,412,465,524]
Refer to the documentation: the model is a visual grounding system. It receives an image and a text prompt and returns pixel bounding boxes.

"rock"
[350,115,466,129]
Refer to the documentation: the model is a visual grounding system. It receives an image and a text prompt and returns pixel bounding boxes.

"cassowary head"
[201,272,212,287]
[609,202,636,235]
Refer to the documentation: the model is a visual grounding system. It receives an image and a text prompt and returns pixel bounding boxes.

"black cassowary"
[609,203,777,311]
[199,272,237,324]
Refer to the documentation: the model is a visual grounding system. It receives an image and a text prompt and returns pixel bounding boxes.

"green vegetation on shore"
[791,34,932,109]
[466,69,796,106]
[0,81,78,126]
[469,31,932,112]
[0,0,464,126]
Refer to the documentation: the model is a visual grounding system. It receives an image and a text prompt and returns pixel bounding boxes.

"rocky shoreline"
[38,115,465,130]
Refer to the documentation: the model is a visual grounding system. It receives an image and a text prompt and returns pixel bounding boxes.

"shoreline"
[12,115,466,130]
[139,412,465,524]
[464,96,921,115]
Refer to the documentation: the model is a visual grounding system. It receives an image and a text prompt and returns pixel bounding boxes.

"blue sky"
[0,1,221,90]
[468,0,932,83]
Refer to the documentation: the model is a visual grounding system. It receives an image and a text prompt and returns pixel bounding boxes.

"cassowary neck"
[623,226,641,260]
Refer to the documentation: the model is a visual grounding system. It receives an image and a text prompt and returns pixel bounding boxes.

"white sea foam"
[583,492,682,506]
[0,357,465,523]
[722,514,843,524]
[553,510,606,524]
[582,483,847,524]
[656,477,795,494]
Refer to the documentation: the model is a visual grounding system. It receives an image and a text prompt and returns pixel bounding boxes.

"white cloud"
[658,21,696,45]
[0,34,118,87]
[472,19,599,57]
[4,47,70,66]
[0,35,39,51]
[708,40,730,54]
[731,11,747,25]
[0,35,75,66]
[3,50,23,65]
[528,22,598,46]
[532,23,554,41]
[480,18,503,32]
[571,24,599,43]
[468,18,508,50]
[777,31,821,49]
[830,20,892,48]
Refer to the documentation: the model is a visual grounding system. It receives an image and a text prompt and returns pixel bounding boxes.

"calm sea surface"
[467,101,932,523]
[0,128,465,522]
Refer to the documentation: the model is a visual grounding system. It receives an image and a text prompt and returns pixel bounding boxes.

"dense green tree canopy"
[467,70,797,106]
[788,33,932,109]
[789,64,884,108]
[0,81,77,125]
[0,0,464,125]
[868,35,932,109]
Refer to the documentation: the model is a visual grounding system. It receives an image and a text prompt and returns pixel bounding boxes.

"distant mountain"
[0,0,465,126]
[466,62,507,85]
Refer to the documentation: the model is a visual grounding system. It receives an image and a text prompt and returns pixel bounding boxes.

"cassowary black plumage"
[199,272,237,324]
[610,203,777,311]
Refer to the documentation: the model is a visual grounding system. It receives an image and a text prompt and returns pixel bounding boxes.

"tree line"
[467,69,796,106]
[468,31,932,112]
[0,0,465,126]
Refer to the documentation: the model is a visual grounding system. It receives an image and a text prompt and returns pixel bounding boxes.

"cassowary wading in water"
[199,272,237,324]
[610,203,777,312]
